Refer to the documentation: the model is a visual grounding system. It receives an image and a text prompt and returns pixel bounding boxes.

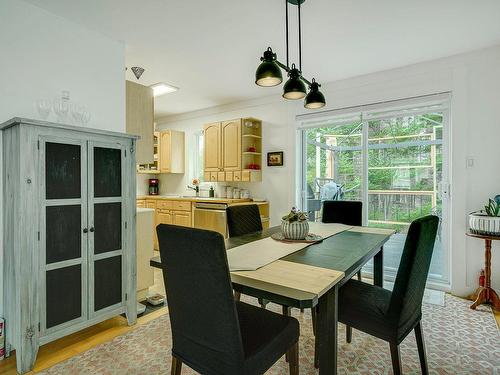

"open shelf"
[243,152,261,155]
[242,134,262,139]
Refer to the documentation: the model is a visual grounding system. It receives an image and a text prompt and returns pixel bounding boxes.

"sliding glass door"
[300,98,450,285]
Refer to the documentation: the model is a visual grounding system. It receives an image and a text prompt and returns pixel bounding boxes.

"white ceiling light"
[150,83,179,97]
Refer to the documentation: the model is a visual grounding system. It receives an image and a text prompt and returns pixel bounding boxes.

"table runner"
[226,222,352,271]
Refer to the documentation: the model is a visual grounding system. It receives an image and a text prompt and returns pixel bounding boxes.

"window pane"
[46,265,82,328]
[94,147,121,198]
[304,122,363,221]
[94,202,122,254]
[46,205,81,264]
[45,142,81,200]
[94,256,122,311]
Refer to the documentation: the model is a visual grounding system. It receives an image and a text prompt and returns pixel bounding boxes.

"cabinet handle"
[89,227,95,233]
[83,228,88,233]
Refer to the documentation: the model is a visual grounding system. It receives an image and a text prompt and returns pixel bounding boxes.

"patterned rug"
[38,295,500,374]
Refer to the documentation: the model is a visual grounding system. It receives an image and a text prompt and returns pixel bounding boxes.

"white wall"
[0,0,125,316]
[157,45,500,297]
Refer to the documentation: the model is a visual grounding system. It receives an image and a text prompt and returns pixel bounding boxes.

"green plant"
[282,207,308,223]
[484,198,500,217]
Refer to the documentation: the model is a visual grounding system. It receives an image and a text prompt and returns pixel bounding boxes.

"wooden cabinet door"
[222,119,241,171]
[173,211,192,227]
[204,122,221,172]
[126,81,154,164]
[159,131,171,173]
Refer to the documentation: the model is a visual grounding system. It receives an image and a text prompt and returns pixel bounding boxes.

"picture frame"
[267,151,284,167]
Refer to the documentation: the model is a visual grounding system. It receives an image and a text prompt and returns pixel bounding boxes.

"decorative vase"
[281,220,309,240]
[469,211,500,236]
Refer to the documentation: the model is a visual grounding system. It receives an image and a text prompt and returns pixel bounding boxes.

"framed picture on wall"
[267,151,284,167]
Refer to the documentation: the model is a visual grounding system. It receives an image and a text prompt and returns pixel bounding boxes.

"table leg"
[317,284,338,375]
[374,246,384,287]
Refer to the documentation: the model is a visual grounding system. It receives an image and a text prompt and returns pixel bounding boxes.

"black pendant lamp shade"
[304,79,326,109]
[255,48,283,87]
[283,65,306,100]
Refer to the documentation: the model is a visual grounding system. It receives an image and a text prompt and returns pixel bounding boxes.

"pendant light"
[255,48,283,87]
[254,0,326,109]
[304,78,326,108]
[283,64,306,99]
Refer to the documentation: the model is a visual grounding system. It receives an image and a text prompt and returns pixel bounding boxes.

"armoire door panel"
[46,264,82,329]
[45,142,81,199]
[94,202,122,254]
[94,255,122,311]
[45,205,82,264]
[93,147,122,198]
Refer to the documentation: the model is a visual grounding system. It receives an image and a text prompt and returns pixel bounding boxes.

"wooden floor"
[0,307,168,375]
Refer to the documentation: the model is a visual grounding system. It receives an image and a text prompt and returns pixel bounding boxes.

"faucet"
[187,185,200,196]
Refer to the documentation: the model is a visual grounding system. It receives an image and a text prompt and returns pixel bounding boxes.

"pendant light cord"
[285,0,289,68]
[298,0,302,72]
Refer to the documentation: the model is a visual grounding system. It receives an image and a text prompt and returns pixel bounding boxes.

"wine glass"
[36,99,52,120]
[53,92,70,123]
[81,106,91,126]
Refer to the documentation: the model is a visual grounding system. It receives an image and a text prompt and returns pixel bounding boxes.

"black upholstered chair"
[157,224,300,375]
[226,204,263,238]
[322,200,363,226]
[338,215,439,375]
[322,200,363,284]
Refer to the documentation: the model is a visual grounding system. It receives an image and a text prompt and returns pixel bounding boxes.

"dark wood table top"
[150,225,394,308]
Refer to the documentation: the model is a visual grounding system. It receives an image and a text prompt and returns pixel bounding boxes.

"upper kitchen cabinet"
[203,122,221,172]
[126,81,154,164]
[137,130,185,174]
[221,120,242,171]
[204,118,262,182]
[159,130,185,173]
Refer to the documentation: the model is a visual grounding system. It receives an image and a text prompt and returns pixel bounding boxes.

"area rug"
[38,295,500,374]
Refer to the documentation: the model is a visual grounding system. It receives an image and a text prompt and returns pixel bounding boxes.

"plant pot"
[469,211,500,236]
[281,220,309,240]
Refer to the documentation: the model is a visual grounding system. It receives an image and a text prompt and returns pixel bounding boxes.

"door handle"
[83,228,88,233]
[89,227,95,233]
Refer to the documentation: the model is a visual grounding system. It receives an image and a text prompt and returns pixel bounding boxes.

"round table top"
[466,231,500,241]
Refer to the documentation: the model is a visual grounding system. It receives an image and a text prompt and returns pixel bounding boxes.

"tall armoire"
[1,118,138,374]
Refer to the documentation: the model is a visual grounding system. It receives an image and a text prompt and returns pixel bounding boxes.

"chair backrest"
[226,204,263,237]
[321,200,363,226]
[156,224,245,373]
[388,215,439,334]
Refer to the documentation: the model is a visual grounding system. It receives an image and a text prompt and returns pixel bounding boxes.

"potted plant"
[281,207,309,240]
[469,197,500,236]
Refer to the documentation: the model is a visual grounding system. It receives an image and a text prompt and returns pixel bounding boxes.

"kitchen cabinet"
[137,130,184,174]
[126,80,154,164]
[1,118,137,374]
[203,118,262,182]
[221,120,242,171]
[159,130,185,174]
[172,211,192,227]
[204,122,222,172]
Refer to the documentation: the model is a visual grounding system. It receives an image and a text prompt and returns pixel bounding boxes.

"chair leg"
[258,298,268,309]
[287,342,299,375]
[357,270,362,281]
[414,321,429,375]
[389,343,402,375]
[171,355,182,375]
[313,306,319,369]
[300,308,304,313]
[346,325,352,343]
[233,291,241,301]
[282,306,291,362]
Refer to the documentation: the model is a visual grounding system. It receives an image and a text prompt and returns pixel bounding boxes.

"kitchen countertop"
[136,195,256,204]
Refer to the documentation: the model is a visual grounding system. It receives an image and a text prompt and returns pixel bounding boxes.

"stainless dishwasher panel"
[193,203,228,238]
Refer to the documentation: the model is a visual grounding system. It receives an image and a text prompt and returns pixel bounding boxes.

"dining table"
[150,224,394,375]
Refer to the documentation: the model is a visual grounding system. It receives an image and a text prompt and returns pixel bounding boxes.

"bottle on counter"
[209,186,215,198]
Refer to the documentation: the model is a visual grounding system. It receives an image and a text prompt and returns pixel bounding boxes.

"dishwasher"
[193,202,228,238]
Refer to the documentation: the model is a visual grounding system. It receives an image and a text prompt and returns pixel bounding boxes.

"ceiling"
[25,0,500,118]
